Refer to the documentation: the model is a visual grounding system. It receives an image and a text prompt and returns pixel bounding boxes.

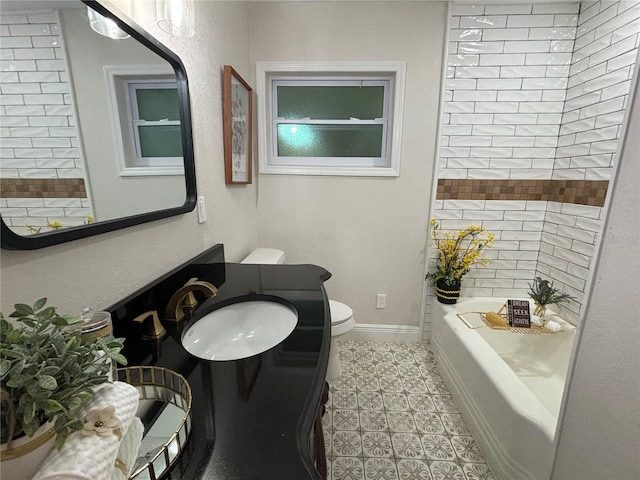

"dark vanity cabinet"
[108,245,331,479]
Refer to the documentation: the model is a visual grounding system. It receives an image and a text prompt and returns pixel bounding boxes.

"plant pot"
[0,422,55,480]
[435,279,461,304]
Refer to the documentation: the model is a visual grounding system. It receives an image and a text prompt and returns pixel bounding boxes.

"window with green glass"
[127,82,183,163]
[272,79,390,165]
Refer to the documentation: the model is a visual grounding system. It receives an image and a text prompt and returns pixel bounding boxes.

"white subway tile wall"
[0,11,91,232]
[426,2,639,339]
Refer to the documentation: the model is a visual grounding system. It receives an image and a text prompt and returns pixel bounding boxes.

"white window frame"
[257,62,406,177]
[104,65,184,177]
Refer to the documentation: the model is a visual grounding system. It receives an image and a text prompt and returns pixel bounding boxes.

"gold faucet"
[133,310,166,360]
[165,277,218,332]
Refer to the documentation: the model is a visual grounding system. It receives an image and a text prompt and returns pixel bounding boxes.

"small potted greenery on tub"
[528,277,575,320]
[0,298,126,475]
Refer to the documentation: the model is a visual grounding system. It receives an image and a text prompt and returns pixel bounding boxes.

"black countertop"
[110,247,331,480]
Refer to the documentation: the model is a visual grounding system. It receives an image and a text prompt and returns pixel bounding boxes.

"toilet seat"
[329,300,355,336]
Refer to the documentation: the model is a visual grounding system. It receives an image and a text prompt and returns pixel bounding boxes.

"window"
[105,66,184,176]
[128,82,182,165]
[257,62,405,176]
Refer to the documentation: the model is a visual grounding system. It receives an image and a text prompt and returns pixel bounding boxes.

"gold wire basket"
[117,366,192,480]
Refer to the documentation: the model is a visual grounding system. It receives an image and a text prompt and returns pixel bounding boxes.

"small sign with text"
[507,300,531,328]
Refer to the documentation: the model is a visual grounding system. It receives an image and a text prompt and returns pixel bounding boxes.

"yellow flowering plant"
[425,219,495,287]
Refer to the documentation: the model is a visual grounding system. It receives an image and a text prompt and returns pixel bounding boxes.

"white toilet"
[241,248,355,379]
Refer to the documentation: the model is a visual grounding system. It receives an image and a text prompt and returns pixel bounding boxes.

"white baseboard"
[340,323,422,343]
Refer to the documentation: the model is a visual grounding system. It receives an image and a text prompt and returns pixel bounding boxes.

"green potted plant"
[0,298,126,470]
[425,219,495,304]
[528,277,575,318]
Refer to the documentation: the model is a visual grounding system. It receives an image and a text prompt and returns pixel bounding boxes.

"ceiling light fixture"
[87,7,130,40]
[157,0,195,38]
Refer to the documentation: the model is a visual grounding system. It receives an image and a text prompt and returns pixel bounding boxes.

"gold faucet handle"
[184,277,218,297]
[133,310,166,339]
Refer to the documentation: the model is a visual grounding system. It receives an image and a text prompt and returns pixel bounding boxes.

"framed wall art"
[223,65,252,184]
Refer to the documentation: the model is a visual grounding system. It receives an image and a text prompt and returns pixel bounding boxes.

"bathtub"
[431,297,576,480]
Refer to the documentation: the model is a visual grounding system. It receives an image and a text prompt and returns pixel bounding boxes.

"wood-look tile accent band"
[1,178,87,198]
[437,179,609,207]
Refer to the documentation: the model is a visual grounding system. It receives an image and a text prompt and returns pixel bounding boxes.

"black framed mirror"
[0,0,196,250]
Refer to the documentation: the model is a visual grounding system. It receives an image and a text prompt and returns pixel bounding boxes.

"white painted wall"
[249,1,446,328]
[552,53,640,480]
[0,1,257,313]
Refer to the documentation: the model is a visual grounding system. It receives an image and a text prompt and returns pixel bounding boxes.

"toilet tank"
[241,248,285,264]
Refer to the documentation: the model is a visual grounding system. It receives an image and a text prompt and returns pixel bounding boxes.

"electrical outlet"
[376,294,386,309]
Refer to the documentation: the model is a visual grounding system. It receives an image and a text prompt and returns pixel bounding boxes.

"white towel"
[33,381,140,480]
[111,417,144,480]
[544,320,562,332]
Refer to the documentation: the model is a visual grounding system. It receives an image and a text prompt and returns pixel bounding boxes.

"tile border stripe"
[1,178,87,199]
[436,179,608,207]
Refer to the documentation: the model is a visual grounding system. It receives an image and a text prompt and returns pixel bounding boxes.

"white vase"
[0,422,56,480]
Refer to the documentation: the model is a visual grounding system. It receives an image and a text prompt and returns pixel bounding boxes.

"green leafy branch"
[1,298,126,449]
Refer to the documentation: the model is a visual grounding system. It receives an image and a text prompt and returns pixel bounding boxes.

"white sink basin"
[181,300,298,361]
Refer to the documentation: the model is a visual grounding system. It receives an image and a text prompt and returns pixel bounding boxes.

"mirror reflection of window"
[128,82,183,166]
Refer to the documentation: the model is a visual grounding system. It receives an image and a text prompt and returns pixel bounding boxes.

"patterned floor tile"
[421,434,456,461]
[332,430,363,457]
[419,363,439,378]
[358,391,384,410]
[387,411,418,433]
[362,431,393,458]
[402,377,429,394]
[382,392,410,411]
[354,351,375,363]
[376,362,399,377]
[389,342,413,352]
[355,362,378,377]
[425,378,449,395]
[360,409,388,432]
[413,412,446,434]
[333,376,357,391]
[432,395,459,413]
[461,463,496,480]
[333,456,365,480]
[450,436,484,463]
[397,363,421,378]
[409,343,432,353]
[334,409,360,430]
[439,414,471,435]
[341,362,356,376]
[333,390,359,409]
[407,394,436,412]
[390,432,425,459]
[393,351,415,364]
[429,461,466,480]
[373,351,396,363]
[339,349,355,363]
[396,459,433,480]
[372,341,392,351]
[356,374,381,392]
[379,375,405,393]
[413,351,437,364]
[352,340,372,351]
[364,458,399,480]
